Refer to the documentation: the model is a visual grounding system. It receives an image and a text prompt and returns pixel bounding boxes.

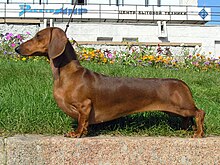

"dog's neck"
[50,41,82,80]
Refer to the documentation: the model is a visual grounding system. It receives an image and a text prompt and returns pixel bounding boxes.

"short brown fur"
[15,27,205,138]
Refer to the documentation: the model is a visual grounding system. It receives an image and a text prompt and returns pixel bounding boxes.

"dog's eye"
[35,34,41,39]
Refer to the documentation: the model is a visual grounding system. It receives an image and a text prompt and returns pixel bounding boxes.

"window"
[157,21,167,38]
[97,37,113,42]
[215,41,220,58]
[116,0,119,6]
[157,0,161,7]
[122,37,138,42]
[77,0,86,5]
[145,0,149,6]
[116,0,123,6]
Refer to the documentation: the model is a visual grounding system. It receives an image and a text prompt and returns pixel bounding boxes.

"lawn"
[0,59,219,137]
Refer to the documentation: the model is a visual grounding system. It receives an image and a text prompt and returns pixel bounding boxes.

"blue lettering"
[81,8,88,14]
[54,8,63,15]
[45,9,54,13]
[63,8,68,15]
[74,9,77,14]
[19,4,31,16]
[19,4,88,17]
[68,9,73,15]
[33,9,38,13]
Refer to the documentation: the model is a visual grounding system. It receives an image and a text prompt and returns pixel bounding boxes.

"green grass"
[0,60,220,137]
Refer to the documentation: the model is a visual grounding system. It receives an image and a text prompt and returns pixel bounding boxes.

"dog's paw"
[193,132,204,138]
[64,131,82,138]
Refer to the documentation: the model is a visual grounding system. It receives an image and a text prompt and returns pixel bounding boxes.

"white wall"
[88,0,111,5]
[87,0,108,4]
[0,24,39,38]
[161,0,179,6]
[47,0,71,3]
[1,20,217,56]
[179,0,198,6]
[123,0,146,5]
[149,0,158,6]
[55,22,219,57]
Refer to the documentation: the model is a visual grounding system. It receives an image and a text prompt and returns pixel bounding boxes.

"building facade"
[0,0,198,6]
[0,0,219,56]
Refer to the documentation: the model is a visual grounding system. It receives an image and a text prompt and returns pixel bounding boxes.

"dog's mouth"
[15,46,47,57]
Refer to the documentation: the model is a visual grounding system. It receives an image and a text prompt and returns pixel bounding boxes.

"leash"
[65,0,77,33]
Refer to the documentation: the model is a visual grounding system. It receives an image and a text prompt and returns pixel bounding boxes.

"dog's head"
[15,27,69,59]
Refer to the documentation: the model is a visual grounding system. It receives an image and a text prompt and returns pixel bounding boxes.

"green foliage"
[0,32,219,137]
[0,60,219,137]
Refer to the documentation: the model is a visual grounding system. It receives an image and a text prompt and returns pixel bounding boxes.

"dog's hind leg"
[178,108,205,138]
[193,109,205,138]
[163,105,205,138]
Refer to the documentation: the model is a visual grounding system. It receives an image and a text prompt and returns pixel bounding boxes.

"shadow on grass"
[71,112,194,137]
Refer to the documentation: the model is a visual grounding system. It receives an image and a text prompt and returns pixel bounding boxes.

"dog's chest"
[53,87,79,118]
[53,80,81,103]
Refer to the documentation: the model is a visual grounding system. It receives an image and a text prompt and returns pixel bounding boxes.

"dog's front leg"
[64,99,92,138]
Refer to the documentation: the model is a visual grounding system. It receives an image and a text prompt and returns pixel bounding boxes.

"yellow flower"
[156,56,163,62]
[148,55,154,61]
[167,57,172,61]
[96,49,101,53]
[103,58,107,63]
[91,51,96,58]
[83,53,89,59]
[110,61,114,64]
[163,59,168,64]
[22,57,27,61]
[200,55,205,59]
[82,48,86,53]
[100,53,104,58]
[157,55,163,60]
[142,55,148,60]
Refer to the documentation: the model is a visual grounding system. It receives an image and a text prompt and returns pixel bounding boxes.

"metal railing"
[0,3,219,24]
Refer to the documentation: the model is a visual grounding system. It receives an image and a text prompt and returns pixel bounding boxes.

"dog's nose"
[15,46,20,54]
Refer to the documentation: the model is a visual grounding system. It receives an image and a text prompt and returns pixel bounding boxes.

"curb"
[1,135,220,165]
[0,138,4,165]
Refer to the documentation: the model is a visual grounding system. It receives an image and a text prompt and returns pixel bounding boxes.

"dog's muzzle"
[15,46,21,54]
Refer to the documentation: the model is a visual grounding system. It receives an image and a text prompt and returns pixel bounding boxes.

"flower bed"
[1,32,220,71]
[77,45,220,71]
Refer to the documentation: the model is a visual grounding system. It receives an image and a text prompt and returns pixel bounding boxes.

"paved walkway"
[0,135,220,165]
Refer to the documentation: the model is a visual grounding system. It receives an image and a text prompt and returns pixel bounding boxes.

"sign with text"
[0,4,211,22]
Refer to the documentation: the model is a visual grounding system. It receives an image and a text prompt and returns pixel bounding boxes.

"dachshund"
[15,27,205,138]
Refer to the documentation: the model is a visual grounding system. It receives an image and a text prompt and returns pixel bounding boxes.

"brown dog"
[15,27,205,138]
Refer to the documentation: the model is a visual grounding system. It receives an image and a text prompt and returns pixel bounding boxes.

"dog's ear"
[48,28,68,59]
